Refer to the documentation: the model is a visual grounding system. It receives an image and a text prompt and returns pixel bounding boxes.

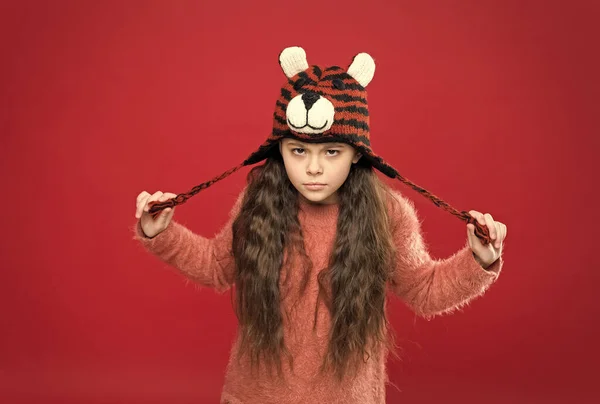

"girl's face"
[279,138,362,205]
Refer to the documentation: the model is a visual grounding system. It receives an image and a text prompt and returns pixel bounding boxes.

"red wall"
[1,0,598,403]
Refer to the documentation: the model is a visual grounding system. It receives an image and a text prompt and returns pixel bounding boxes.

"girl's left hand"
[467,210,507,269]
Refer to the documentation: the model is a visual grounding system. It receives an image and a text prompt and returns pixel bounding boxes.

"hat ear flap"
[347,52,375,87]
[279,46,309,78]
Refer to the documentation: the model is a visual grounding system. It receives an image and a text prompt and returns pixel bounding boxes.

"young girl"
[132,47,506,404]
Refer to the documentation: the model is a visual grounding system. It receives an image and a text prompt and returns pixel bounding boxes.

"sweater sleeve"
[130,187,246,294]
[386,190,504,320]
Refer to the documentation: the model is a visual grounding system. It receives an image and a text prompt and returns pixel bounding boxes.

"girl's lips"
[304,184,326,190]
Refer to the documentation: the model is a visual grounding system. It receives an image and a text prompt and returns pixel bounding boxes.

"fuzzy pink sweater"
[132,188,503,404]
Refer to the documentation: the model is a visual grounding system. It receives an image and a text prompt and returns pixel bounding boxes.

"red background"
[1,0,598,403]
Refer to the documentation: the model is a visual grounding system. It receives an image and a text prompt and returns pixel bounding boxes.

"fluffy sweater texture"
[132,188,503,404]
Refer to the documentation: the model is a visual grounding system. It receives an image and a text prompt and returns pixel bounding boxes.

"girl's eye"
[291,148,339,156]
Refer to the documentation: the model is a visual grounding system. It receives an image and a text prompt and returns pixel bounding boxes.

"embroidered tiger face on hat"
[244,46,398,178]
[146,46,493,245]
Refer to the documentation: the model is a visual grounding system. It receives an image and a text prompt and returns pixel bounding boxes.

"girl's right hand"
[135,191,177,238]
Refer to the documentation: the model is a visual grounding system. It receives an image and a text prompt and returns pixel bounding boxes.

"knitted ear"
[347,52,375,87]
[278,46,309,78]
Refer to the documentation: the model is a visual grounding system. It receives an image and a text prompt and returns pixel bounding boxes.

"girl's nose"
[307,158,323,174]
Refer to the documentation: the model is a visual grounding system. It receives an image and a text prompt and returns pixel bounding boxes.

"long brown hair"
[231,145,400,382]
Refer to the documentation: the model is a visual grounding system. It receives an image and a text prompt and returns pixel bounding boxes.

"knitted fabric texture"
[147,46,493,244]
[132,187,504,404]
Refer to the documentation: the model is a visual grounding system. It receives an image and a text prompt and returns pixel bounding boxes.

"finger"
[155,194,174,215]
[161,207,173,221]
[498,223,506,246]
[466,223,474,247]
[135,191,150,218]
[136,191,150,204]
[468,210,484,225]
[136,194,151,218]
[159,193,178,211]
[483,213,496,241]
[139,194,154,217]
[144,191,163,212]
[467,223,486,256]
[469,210,482,219]
[466,223,478,247]
[472,211,485,226]
[148,191,163,203]
[494,222,502,248]
[468,212,487,246]
[158,193,177,203]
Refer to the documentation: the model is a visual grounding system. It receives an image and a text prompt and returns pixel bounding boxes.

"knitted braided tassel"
[146,162,245,219]
[392,173,492,245]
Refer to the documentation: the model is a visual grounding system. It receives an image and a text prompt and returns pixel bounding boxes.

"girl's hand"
[467,210,507,269]
[135,191,177,238]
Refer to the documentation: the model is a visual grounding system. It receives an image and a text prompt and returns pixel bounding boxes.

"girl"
[132,47,506,404]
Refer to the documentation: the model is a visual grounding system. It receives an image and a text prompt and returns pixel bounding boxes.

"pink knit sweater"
[132,188,503,404]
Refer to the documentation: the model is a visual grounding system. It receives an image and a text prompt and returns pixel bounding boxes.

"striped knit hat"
[148,46,492,245]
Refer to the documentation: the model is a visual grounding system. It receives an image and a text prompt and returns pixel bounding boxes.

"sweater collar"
[298,197,339,223]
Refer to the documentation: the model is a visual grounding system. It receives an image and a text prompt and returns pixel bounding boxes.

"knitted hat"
[147,46,492,245]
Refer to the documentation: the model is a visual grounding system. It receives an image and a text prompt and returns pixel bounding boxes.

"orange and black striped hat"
[148,46,492,244]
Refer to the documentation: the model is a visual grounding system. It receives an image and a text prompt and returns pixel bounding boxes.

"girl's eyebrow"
[287,142,346,148]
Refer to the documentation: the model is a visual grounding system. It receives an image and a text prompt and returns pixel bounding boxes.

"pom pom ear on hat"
[279,46,309,78]
[347,52,375,87]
